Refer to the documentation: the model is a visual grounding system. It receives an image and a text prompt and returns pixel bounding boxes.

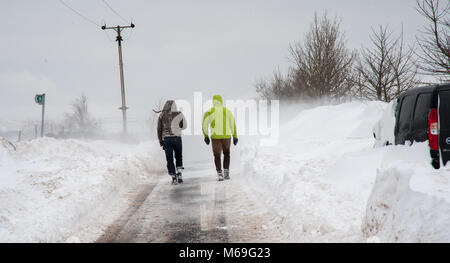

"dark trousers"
[211,138,231,172]
[163,136,183,175]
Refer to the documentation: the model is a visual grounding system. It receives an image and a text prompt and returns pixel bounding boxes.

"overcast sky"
[0,0,426,128]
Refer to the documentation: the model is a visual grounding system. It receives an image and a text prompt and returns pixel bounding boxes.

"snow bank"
[0,138,21,188]
[242,99,450,242]
[373,99,397,147]
[241,101,387,242]
[0,137,164,242]
[363,142,450,242]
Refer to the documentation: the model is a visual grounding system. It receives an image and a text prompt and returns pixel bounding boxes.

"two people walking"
[157,95,238,184]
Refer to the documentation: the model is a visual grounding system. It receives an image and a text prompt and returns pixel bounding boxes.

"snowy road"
[96,161,288,243]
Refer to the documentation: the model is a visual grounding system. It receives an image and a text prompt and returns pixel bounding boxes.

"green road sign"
[35,94,45,105]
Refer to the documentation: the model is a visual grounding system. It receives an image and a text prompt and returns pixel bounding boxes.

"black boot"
[170,174,178,185]
[176,167,184,183]
[217,171,224,181]
[224,169,230,180]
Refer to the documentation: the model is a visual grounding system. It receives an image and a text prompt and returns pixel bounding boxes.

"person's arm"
[202,110,211,138]
[228,109,237,138]
[157,116,163,145]
[179,113,187,130]
[227,109,238,145]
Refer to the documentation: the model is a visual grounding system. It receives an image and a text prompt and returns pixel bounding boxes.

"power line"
[101,18,116,42]
[101,0,130,24]
[123,21,134,41]
[123,29,133,41]
[59,0,101,27]
[103,29,116,42]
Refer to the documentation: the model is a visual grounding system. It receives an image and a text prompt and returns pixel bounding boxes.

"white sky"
[0,0,427,127]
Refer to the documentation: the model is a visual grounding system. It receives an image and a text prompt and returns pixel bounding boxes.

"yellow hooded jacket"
[202,95,237,139]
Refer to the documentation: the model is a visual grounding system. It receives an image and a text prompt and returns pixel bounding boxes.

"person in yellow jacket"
[202,95,238,181]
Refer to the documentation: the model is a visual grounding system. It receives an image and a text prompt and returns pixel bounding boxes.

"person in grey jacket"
[157,100,187,184]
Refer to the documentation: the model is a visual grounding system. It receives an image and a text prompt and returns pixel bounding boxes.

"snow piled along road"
[2,100,450,242]
[364,143,450,242]
[0,138,164,242]
[241,101,450,242]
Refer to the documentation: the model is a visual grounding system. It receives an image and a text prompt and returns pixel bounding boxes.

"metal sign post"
[35,93,45,137]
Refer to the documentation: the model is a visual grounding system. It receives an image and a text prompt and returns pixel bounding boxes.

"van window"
[439,90,450,128]
[398,95,415,135]
[413,93,432,131]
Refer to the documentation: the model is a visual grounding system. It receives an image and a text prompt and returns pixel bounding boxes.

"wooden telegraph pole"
[102,23,135,134]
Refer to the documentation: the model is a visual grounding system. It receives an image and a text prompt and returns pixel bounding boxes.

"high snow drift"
[241,100,450,242]
[241,101,388,242]
[363,142,450,242]
[0,137,163,242]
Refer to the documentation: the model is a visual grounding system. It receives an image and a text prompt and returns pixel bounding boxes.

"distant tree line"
[256,0,449,102]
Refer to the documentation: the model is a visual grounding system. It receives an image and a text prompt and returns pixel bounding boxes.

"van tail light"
[428,108,439,150]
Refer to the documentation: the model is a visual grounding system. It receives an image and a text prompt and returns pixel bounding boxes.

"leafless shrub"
[255,70,293,100]
[64,93,98,136]
[148,98,164,133]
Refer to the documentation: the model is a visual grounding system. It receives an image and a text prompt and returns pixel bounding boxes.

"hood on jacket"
[162,100,177,114]
[213,95,223,107]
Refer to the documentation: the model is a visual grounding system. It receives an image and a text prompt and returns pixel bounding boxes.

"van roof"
[399,82,450,98]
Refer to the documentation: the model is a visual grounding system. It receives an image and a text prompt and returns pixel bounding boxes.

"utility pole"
[102,23,135,134]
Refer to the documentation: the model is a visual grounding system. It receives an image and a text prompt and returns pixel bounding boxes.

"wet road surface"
[96,161,287,243]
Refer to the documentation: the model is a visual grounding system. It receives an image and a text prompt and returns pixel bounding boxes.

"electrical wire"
[123,29,133,41]
[123,19,134,41]
[58,0,101,27]
[101,18,117,42]
[58,0,133,43]
[101,0,130,24]
[103,28,117,42]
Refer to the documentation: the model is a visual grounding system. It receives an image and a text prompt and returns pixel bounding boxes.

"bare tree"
[64,93,96,135]
[288,12,355,99]
[255,12,355,101]
[415,0,450,80]
[152,97,165,114]
[391,29,420,95]
[255,70,292,100]
[148,98,164,132]
[356,25,419,102]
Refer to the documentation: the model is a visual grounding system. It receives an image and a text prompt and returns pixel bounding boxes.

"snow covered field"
[0,137,164,242]
[241,101,450,242]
